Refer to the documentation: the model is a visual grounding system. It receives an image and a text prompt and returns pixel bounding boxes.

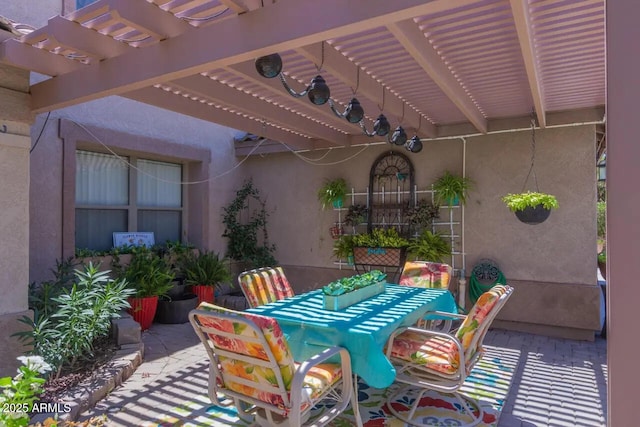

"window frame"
[74,151,185,250]
[61,119,210,257]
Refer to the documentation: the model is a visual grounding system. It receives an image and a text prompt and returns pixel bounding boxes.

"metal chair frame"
[385,285,514,427]
[190,308,357,426]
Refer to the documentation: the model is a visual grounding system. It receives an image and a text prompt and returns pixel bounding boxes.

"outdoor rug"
[149,346,519,427]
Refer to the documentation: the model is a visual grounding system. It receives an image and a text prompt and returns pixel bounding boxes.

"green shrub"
[184,251,231,287]
[352,228,410,248]
[407,230,451,263]
[597,201,606,240]
[16,263,135,379]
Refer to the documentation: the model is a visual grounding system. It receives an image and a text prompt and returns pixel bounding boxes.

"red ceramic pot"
[128,296,159,331]
[192,285,215,304]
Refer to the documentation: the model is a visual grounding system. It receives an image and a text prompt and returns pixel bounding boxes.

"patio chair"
[399,261,454,331]
[238,266,295,308]
[189,303,357,426]
[384,284,513,427]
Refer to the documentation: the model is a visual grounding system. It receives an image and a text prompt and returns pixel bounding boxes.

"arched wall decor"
[368,151,415,236]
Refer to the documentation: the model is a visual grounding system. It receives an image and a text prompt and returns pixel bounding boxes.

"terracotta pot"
[192,285,215,304]
[128,296,159,331]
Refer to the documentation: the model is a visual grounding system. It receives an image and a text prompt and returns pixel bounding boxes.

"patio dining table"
[246,284,457,389]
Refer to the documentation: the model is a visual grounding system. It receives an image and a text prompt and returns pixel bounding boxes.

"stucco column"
[0,64,34,376]
[606,1,640,425]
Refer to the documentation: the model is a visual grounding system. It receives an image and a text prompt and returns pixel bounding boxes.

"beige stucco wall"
[242,125,600,337]
[0,63,34,376]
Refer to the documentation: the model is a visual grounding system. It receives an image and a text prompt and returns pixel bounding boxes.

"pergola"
[0,0,604,153]
[2,1,638,426]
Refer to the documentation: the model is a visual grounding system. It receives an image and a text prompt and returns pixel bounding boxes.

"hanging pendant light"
[390,126,407,146]
[344,98,364,123]
[307,75,331,105]
[372,114,390,136]
[255,54,283,78]
[405,135,423,153]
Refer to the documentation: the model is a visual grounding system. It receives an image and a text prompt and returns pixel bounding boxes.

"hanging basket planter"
[502,191,559,226]
[514,204,552,225]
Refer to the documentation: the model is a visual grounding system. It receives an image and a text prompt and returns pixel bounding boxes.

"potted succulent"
[317,177,348,209]
[432,171,473,206]
[322,270,387,310]
[184,251,232,304]
[122,249,175,330]
[406,230,451,263]
[502,191,559,225]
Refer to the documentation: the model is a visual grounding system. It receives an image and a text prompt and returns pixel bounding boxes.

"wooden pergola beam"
[29,0,476,112]
[387,19,488,133]
[509,0,546,128]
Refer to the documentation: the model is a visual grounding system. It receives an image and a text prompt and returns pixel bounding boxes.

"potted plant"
[344,204,368,227]
[502,191,559,225]
[404,200,440,230]
[122,249,175,330]
[352,228,410,267]
[406,230,451,263]
[317,177,348,209]
[333,234,356,265]
[322,270,387,310]
[432,171,473,206]
[184,251,232,304]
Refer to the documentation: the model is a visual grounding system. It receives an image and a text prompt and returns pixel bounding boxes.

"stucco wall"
[241,125,600,337]
[244,126,596,277]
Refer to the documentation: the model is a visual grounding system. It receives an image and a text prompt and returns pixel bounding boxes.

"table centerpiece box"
[322,270,387,311]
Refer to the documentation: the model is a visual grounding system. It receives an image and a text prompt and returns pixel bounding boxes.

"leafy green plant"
[28,257,76,320]
[433,171,473,206]
[183,251,232,287]
[0,356,52,427]
[16,264,134,379]
[502,191,559,212]
[333,234,356,260]
[121,249,174,298]
[407,230,451,263]
[222,179,277,269]
[317,178,348,210]
[322,270,386,296]
[404,200,440,229]
[597,201,606,240]
[344,204,368,227]
[352,228,410,248]
[598,250,606,264]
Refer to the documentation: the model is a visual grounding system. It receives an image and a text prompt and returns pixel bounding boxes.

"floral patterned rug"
[151,346,518,427]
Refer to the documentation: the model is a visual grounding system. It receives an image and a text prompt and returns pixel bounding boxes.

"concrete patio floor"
[81,323,607,426]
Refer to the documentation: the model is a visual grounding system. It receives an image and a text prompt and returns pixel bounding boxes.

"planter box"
[353,247,406,267]
[323,281,386,311]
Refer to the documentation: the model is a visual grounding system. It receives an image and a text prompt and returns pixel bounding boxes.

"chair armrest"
[423,310,466,320]
[289,346,353,416]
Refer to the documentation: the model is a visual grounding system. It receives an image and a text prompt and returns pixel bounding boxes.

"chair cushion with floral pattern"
[399,261,453,290]
[195,303,341,411]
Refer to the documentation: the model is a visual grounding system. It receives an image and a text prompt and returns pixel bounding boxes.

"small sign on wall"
[113,232,155,248]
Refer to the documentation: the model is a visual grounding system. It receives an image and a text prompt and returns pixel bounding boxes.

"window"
[75,151,183,251]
